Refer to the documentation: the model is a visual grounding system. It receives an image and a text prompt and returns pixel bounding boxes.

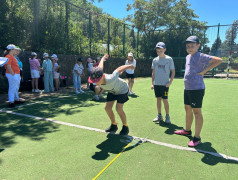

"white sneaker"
[128,91,132,95]
[94,95,99,100]
[153,114,163,122]
[76,91,80,94]
[131,91,135,94]
[35,89,40,93]
[32,89,35,93]
[80,90,85,93]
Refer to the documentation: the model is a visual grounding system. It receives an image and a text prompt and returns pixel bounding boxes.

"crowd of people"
[1,35,223,147]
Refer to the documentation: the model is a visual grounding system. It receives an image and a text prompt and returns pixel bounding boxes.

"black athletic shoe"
[8,103,15,108]
[119,125,129,136]
[105,124,118,133]
[14,100,25,104]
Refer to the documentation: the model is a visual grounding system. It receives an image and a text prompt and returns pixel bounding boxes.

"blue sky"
[93,0,238,25]
[93,0,238,47]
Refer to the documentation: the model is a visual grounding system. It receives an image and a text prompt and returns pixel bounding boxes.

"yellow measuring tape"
[92,138,135,180]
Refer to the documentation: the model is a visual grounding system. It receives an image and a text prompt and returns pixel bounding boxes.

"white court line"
[1,109,238,162]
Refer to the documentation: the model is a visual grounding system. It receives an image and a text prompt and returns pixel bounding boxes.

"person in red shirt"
[4,44,25,108]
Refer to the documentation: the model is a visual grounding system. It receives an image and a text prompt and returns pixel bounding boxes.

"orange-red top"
[5,54,20,74]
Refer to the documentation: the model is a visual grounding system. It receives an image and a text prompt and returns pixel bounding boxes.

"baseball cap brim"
[88,76,102,83]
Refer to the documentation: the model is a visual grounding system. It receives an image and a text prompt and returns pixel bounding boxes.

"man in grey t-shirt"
[151,42,175,124]
[88,55,135,136]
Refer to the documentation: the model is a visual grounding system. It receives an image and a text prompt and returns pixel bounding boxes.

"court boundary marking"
[1,109,238,162]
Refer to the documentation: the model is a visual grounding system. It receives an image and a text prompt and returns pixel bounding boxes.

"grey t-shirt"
[152,55,175,86]
[100,70,129,95]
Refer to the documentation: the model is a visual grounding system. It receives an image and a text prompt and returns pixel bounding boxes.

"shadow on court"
[195,142,238,165]
[92,134,139,160]
[0,112,59,165]
[9,91,102,119]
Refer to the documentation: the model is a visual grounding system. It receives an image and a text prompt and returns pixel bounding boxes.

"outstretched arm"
[116,64,135,74]
[98,54,109,70]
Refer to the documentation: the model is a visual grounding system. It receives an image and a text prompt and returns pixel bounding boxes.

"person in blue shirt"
[42,53,54,93]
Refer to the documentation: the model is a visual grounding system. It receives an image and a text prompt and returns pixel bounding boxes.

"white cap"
[51,54,57,59]
[43,53,49,58]
[128,52,133,57]
[31,52,37,56]
[15,46,21,51]
[7,44,17,50]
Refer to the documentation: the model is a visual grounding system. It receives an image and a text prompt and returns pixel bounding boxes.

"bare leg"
[105,101,116,124]
[35,78,39,89]
[32,78,35,90]
[185,105,193,131]
[157,97,162,114]
[163,99,169,114]
[116,103,127,125]
[130,78,134,92]
[193,108,203,138]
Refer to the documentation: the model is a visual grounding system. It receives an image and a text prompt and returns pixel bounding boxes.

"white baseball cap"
[128,52,133,57]
[6,44,17,50]
[51,54,57,59]
[31,52,37,56]
[43,53,49,58]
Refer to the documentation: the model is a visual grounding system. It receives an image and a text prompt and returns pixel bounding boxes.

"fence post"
[212,23,220,77]
[147,31,151,58]
[123,23,125,56]
[33,0,40,50]
[65,1,69,51]
[89,12,92,56]
[137,29,139,58]
[107,18,110,55]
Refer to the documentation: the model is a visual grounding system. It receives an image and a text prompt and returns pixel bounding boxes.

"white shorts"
[31,70,40,78]
[54,72,60,79]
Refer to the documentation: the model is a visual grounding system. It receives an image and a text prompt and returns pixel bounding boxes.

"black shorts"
[89,83,96,92]
[184,89,205,108]
[126,73,134,79]
[106,92,129,104]
[154,85,169,99]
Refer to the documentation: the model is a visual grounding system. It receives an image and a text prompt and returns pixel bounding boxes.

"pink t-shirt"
[29,58,40,71]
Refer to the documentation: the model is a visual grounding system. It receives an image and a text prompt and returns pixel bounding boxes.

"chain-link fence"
[0,0,140,58]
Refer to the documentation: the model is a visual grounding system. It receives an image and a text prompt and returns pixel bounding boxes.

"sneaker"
[76,91,80,94]
[128,91,133,95]
[174,129,192,136]
[8,103,15,108]
[35,89,40,93]
[94,95,99,101]
[131,91,135,94]
[79,90,84,93]
[119,125,129,136]
[105,124,118,133]
[99,95,104,99]
[14,100,25,104]
[165,115,171,124]
[153,114,163,122]
[188,137,201,147]
[32,89,35,93]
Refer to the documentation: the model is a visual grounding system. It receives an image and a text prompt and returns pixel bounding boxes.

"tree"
[126,0,206,57]
[129,28,136,49]
[211,37,221,55]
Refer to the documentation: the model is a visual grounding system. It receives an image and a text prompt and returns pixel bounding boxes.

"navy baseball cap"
[185,36,199,44]
[155,42,166,49]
